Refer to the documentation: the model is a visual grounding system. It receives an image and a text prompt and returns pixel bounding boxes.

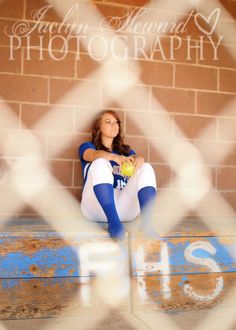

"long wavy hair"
[91,110,131,155]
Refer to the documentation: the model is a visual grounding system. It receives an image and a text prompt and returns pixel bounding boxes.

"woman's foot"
[108,221,125,240]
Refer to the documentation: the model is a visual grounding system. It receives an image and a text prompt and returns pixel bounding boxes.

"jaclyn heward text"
[5,4,223,61]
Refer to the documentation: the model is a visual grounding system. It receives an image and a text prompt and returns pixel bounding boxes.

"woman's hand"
[113,154,144,172]
[113,154,134,166]
[133,156,144,172]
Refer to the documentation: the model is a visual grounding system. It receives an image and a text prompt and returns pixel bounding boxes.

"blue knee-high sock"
[138,186,156,210]
[138,186,157,235]
[93,183,125,239]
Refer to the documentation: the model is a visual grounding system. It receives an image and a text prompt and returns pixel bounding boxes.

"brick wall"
[0,0,235,219]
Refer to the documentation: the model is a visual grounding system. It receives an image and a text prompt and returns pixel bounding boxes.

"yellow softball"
[121,161,134,177]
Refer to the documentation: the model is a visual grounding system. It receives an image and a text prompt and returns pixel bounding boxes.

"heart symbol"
[194,8,220,36]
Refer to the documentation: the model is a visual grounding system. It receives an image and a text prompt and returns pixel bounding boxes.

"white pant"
[81,158,157,222]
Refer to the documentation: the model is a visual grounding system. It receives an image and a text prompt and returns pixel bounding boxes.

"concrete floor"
[1,306,236,330]
[1,217,236,330]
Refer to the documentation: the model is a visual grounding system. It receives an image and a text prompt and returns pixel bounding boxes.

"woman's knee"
[140,162,155,174]
[90,158,113,184]
[90,158,112,171]
[138,162,157,189]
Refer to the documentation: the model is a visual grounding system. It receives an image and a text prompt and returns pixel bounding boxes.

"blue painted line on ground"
[1,236,236,278]
[0,246,80,278]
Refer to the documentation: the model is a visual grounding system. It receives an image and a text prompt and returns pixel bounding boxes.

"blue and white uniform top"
[79,141,136,190]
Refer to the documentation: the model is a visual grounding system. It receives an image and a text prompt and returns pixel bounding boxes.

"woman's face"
[100,113,120,139]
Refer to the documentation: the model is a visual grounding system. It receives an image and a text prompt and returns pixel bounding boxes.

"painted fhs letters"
[134,239,225,303]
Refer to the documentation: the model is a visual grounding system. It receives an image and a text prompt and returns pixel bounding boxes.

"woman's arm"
[83,148,134,166]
